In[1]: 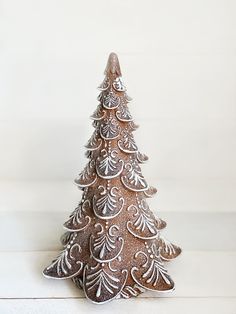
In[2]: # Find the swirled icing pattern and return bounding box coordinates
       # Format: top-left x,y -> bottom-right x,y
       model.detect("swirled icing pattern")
43,53 -> 181,304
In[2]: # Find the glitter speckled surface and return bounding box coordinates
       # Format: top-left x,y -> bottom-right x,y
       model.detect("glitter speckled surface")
43,53 -> 181,304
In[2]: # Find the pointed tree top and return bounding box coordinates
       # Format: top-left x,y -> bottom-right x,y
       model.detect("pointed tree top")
104,52 -> 122,77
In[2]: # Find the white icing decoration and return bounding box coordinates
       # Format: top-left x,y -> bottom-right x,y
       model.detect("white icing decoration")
100,117 -> 120,140
85,130 -> 102,151
83,263 -> 128,304
157,236 -> 181,261
118,130 -> 138,153
102,90 -> 121,109
93,185 -> 124,219
120,284 -> 145,299
96,149 -> 124,179
75,160 -> 97,188
90,105 -> 106,120
130,248 -> 174,292
162,238 -> 176,255
43,234 -> 83,279
136,151 -> 149,163
116,103 -> 133,122
121,162 -> 148,191
90,224 -> 124,262
113,77 -> 126,92
126,203 -> 159,240
64,200 -> 91,231
86,265 -> 119,297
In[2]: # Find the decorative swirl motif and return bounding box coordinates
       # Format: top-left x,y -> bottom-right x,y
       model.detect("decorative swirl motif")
102,90 -> 121,109
64,200 -> 91,231
98,77 -> 110,90
113,77 -> 126,92
136,151 -> 149,163
116,103 -> 133,122
75,160 -> 97,188
141,200 -> 166,230
126,202 -> 159,240
121,162 -> 148,191
100,117 -> 120,140
83,263 -> 128,304
131,244 -> 174,292
120,284 -> 145,299
85,130 -> 102,151
156,236 -> 182,261
43,53 -> 180,302
43,233 -> 83,279
90,105 -> 106,120
93,185 -> 124,219
90,224 -> 124,262
96,149 -> 124,179
118,130 -> 138,153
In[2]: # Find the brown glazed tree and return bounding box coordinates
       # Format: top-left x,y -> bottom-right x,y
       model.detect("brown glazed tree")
43,53 -> 181,304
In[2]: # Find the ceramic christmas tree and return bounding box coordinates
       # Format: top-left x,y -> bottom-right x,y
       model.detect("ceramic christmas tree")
43,53 -> 181,304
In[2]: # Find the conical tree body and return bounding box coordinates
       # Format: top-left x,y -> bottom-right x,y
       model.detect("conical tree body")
43,53 -> 181,304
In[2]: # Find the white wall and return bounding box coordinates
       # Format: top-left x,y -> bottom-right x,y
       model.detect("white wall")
1,4 -> 236,312
0,0 -> 236,184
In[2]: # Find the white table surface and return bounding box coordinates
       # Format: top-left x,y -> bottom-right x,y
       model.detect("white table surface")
0,180 -> 235,313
